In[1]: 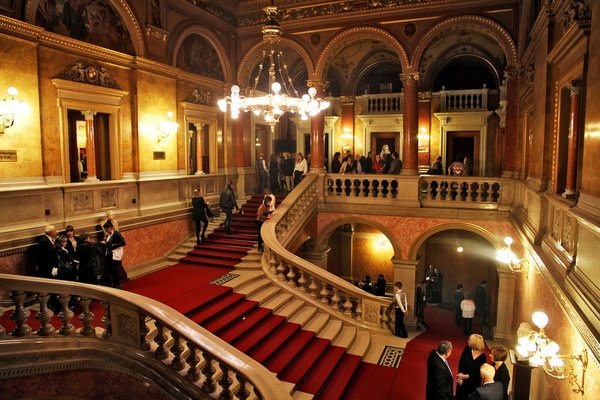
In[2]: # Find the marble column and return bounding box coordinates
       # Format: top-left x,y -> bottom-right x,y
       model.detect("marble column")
502,67 -> 519,177
308,80 -> 328,173
400,73 -> 420,175
563,80 -> 582,198
194,123 -> 205,174
418,95 -> 432,171
392,258 -> 418,327
301,247 -> 331,270
341,97 -> 355,153
82,110 -> 98,182
494,265 -> 516,340
340,226 -> 354,281
235,113 -> 246,168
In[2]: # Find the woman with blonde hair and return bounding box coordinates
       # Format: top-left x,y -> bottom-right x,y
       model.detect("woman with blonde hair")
456,334 -> 487,399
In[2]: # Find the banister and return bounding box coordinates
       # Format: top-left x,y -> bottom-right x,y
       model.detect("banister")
0,273 -> 293,400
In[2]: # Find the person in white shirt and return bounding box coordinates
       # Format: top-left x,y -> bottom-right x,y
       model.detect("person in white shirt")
394,281 -> 408,338
263,188 -> 276,212
294,153 -> 308,186
460,292 -> 476,335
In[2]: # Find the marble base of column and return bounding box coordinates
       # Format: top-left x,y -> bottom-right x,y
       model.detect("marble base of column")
400,168 -> 418,176
392,258 -> 418,328
84,176 -> 100,182
301,248 -> 331,269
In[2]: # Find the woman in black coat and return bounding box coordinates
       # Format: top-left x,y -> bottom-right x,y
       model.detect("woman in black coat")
192,189 -> 209,244
491,347 -> 511,400
331,152 -> 342,173
77,233 -> 104,285
101,221 -> 127,288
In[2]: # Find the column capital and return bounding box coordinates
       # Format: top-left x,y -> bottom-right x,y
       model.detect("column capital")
503,65 -> 519,80
307,79 -> 329,92
391,258 -> 418,271
81,110 -> 97,120
568,79 -> 582,96
399,72 -> 421,85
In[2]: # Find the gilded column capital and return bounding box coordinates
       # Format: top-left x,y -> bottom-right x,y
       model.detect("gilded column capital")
399,73 -> 420,85
340,95 -> 355,104
307,79 -> 329,92
568,80 -> 582,96
503,65 -> 519,80
81,110 -> 97,120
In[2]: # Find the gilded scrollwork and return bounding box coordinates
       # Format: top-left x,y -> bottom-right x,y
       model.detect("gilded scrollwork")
184,88 -> 213,106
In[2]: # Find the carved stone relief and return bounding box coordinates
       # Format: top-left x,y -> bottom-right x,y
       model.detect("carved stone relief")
552,208 -> 562,241
54,62 -> 121,89
184,88 -> 213,106
562,0 -> 591,33
100,190 -> 117,209
72,192 -> 92,212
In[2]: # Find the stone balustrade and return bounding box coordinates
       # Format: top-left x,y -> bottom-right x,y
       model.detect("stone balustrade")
360,93 -> 404,113
419,175 -> 511,210
0,274 -> 292,400
439,87 -> 489,111
262,175 -> 393,333
325,175 -> 399,199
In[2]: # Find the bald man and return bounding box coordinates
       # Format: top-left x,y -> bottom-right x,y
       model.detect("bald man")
468,363 -> 503,400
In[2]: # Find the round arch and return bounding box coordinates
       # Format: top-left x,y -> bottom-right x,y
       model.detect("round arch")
314,26 -> 410,79
411,15 -> 518,71
408,222 -> 501,261
316,217 -> 402,260
170,25 -> 233,83
237,38 -> 315,86
26,0 -> 146,57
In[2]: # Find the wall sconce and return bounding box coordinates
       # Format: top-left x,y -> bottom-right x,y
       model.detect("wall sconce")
255,137 -> 261,147
341,127 -> 353,152
457,246 -> 464,253
157,111 -> 178,143
0,87 -> 28,134
418,126 -> 429,142
496,236 -> 528,273
516,311 -> 588,395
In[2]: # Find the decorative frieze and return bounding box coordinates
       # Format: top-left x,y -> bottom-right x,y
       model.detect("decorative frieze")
184,88 -> 213,106
562,0 -> 591,33
54,62 -> 121,90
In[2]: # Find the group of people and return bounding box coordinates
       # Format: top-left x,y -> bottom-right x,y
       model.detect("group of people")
455,280 -> 489,336
34,212 -> 128,293
357,274 -> 387,296
330,145 -> 403,175
424,264 -> 444,305
427,336 -> 510,400
256,152 -> 308,194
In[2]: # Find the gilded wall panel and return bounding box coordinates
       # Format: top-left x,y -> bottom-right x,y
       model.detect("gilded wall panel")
0,34 -> 43,180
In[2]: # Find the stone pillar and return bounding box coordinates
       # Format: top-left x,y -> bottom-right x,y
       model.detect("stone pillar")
341,97 -> 355,153
235,113 -> 246,168
400,73 -> 420,175
418,94 -> 431,171
340,226 -> 354,281
194,123 -> 205,174
301,247 -> 331,270
494,266 -> 516,340
82,110 -> 98,182
308,80 -> 328,173
392,258 -> 418,327
502,67 -> 519,177
563,80 -> 582,198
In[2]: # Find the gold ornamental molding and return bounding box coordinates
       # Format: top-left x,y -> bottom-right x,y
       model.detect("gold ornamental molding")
550,81 -> 560,194
411,14 -> 518,70
314,26 -> 409,79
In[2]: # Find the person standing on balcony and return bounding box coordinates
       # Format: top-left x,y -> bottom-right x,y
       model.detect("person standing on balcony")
393,281 -> 409,338
256,153 -> 269,193
430,156 -> 444,175
387,152 -> 402,174
283,152 -> 295,192
363,151 -> 373,173
294,153 -> 308,186
331,152 -> 342,173
464,155 -> 473,176
219,180 -> 239,235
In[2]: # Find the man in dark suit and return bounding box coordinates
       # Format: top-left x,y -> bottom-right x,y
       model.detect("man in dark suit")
35,225 -> 58,278
475,280 -> 488,324
387,151 -> 403,174
416,280 -> 428,329
468,364 -> 503,400
426,341 -> 454,400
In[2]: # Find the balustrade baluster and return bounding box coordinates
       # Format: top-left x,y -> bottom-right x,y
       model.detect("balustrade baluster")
476,183 -> 484,202
218,362 -> 233,399
170,332 -> 185,371
186,342 -> 200,381
58,294 -> 75,335
269,252 -> 277,274
355,299 -> 363,322
202,351 -> 216,393
297,271 -> 307,292
235,374 -> 250,400
276,260 -> 286,281
78,296 -> 95,336
154,321 -> 169,360
101,300 -> 111,338
380,305 -> 389,329
10,290 -> 31,337
140,315 -> 150,351
319,283 -> 330,304
343,295 -> 353,316
36,292 -> 55,336
331,288 -> 340,310
308,276 -> 319,299
286,265 -> 296,287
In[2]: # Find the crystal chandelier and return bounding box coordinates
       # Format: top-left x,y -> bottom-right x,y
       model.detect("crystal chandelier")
218,3 -> 329,128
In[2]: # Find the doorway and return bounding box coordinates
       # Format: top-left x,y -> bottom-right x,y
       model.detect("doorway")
446,131 -> 479,175
371,132 -> 399,157
67,110 -> 111,181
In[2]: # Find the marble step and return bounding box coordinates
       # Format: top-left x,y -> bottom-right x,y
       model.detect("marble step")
247,286 -> 281,305
316,319 -> 343,341
236,278 -> 272,297
287,305 -> 318,326
347,330 -> 371,357
275,299 -> 307,320
303,312 -> 330,334
261,292 -> 294,312
221,270 -> 264,291
331,326 -> 357,349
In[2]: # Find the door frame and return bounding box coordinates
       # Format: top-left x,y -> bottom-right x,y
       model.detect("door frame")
446,131 -> 480,176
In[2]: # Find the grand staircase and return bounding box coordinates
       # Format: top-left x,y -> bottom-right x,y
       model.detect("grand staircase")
125,194 -> 383,399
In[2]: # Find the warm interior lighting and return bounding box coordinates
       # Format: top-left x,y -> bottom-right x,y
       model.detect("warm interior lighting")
496,236 -> 526,273
158,111 -> 178,143
218,4 -> 329,129
516,311 -> 588,395
457,246 -> 464,253
0,87 -> 29,134
373,235 -> 392,252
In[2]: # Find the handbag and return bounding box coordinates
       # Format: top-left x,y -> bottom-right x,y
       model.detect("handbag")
206,207 -> 215,218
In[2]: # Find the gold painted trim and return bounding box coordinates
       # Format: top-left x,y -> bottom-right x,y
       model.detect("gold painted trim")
291,27 -> 342,35
379,16 -> 439,25
551,81 -> 560,193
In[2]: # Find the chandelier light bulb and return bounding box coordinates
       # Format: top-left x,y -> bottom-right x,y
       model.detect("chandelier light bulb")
504,236 -> 514,246
7,87 -> 18,96
271,82 -> 281,94
532,311 -> 549,329
549,356 -> 564,368
529,355 -> 544,366
308,87 -> 317,97
231,85 -> 240,94
516,345 -> 529,358
457,246 -> 464,253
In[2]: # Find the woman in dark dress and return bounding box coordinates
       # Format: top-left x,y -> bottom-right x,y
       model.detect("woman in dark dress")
331,152 -> 342,173
192,189 -> 209,245
456,334 -> 487,400
490,346 -> 510,400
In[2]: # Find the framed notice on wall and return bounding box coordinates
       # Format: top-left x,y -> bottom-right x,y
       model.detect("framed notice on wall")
0,150 -> 17,162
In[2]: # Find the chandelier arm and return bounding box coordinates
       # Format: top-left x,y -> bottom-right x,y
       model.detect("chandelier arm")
277,51 -> 300,98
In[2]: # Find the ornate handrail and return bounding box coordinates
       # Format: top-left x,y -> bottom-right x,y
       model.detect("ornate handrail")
439,87 -> 489,111
0,273 -> 292,400
261,175 -> 392,333
419,175 -> 511,210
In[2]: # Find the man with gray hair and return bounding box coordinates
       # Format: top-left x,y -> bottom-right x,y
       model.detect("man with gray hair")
426,340 -> 454,399
35,225 -> 58,278
468,363 -> 503,400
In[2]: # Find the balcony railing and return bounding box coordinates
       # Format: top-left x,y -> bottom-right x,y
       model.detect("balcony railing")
439,87 -> 489,111
361,93 -> 403,113
0,274 -> 293,400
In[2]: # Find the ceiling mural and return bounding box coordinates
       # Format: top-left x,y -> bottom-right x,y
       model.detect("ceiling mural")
34,0 -> 135,55
176,34 -> 224,81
